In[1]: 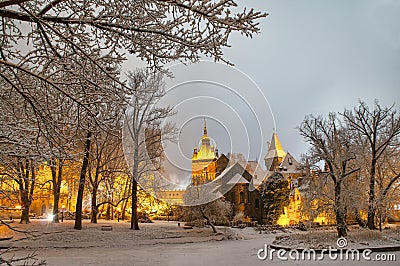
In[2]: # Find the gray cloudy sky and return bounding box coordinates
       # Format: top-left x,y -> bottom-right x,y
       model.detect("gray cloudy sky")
222,0 -> 400,157
124,0 -> 400,185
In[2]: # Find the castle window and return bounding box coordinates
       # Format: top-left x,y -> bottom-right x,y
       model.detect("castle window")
296,195 -> 300,201
239,191 -> 245,204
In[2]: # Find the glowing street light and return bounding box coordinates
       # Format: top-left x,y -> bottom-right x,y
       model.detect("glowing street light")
47,213 -> 54,221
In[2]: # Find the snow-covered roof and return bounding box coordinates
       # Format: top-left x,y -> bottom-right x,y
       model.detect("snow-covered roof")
279,152 -> 302,174
214,162 -> 252,186
226,173 -> 250,184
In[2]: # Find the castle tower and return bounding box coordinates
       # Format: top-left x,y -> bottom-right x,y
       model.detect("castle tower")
264,132 -> 286,171
192,119 -> 218,185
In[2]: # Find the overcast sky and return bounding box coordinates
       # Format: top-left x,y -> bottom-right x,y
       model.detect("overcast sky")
222,0 -> 400,157
124,0 -> 400,185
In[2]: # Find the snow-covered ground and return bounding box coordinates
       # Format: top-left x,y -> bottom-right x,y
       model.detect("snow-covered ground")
273,225 -> 400,249
1,220 -> 399,265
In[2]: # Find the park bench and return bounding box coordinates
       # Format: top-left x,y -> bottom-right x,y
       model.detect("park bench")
101,225 -> 113,231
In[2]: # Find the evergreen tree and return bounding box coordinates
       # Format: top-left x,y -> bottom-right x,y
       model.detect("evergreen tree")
259,172 -> 290,225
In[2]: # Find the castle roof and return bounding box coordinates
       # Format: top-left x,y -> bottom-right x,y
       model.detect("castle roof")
216,162 -> 252,183
226,173 -> 250,184
192,119 -> 216,161
279,152 -> 301,174
264,132 -> 286,160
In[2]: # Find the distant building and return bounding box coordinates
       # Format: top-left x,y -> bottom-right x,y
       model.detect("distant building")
0,164 -> 78,218
156,190 -> 185,205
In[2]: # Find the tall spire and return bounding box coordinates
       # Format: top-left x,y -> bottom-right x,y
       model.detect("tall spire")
264,132 -> 286,171
203,117 -> 207,136
269,133 -> 285,155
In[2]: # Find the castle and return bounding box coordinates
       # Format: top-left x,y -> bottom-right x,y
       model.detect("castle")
159,119 -> 335,226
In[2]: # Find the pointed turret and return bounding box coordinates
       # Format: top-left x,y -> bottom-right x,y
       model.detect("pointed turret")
192,146 -> 198,159
264,132 -> 286,171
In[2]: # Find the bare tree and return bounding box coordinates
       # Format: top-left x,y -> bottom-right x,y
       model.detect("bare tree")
123,68 -> 175,230
43,92 -> 79,223
374,144 -> 400,230
176,198 -> 232,233
65,54 -> 123,230
0,80 -> 46,223
74,131 -> 92,230
299,114 -> 360,237
86,107 -> 126,223
342,101 -> 400,229
0,0 -> 266,71
0,0 -> 266,128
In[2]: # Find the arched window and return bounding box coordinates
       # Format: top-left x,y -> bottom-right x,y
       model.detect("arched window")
239,191 -> 245,204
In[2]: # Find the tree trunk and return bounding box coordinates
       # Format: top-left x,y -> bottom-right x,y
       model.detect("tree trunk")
20,206 -> 29,224
367,157 -> 377,229
20,191 -> 30,224
106,204 -> 111,220
89,164 -> 101,223
334,181 -> 347,237
91,187 -> 98,223
130,177 -> 139,230
51,160 -> 63,223
53,192 -> 60,223
74,131 -> 92,230
201,208 -> 217,233
121,199 -> 127,220
19,160 -> 35,224
121,177 -> 130,220
209,221 -> 217,233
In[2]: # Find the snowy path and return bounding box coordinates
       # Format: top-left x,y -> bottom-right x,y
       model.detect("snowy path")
22,237 -> 399,266
2,220 -> 399,265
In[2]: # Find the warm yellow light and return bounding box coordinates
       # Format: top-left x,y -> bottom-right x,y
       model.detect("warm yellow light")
15,205 -> 21,209
47,214 -> 54,221
62,205 -> 65,209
